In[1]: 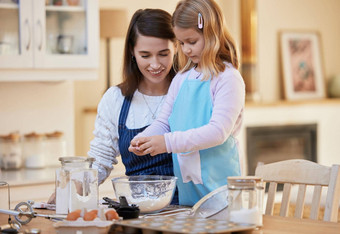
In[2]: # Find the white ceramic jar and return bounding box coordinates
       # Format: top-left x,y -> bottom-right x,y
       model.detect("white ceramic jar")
22,132 -> 46,169
0,132 -> 22,170
45,131 -> 67,167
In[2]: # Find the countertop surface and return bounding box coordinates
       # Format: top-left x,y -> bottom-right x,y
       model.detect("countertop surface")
1,211 -> 340,234
0,166 -> 125,187
0,167 -> 59,186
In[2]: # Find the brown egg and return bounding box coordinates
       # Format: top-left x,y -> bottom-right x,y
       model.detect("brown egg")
83,210 -> 98,221
66,209 -> 81,221
105,210 -> 119,221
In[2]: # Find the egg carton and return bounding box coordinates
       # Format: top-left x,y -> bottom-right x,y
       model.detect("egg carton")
54,218 -> 114,234
110,216 -> 256,234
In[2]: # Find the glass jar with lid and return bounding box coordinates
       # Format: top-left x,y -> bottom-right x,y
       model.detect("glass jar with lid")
45,131 -> 67,167
227,176 -> 264,226
22,132 -> 46,169
56,156 -> 98,214
0,132 -> 22,170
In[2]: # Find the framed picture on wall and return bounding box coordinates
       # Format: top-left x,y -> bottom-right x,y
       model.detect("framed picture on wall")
280,31 -> 326,100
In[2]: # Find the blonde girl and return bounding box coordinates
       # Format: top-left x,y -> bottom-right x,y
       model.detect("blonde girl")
129,0 -> 245,206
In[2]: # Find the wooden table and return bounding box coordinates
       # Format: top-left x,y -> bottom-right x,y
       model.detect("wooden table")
1,211 -> 340,234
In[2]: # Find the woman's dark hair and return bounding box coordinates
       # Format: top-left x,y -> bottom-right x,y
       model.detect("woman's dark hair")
118,9 -> 177,96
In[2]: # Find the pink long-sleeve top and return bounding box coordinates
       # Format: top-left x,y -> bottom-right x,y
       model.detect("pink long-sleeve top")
138,63 -> 245,154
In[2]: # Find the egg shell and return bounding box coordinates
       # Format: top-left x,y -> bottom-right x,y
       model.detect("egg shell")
105,209 -> 119,221
66,209 -> 81,221
83,210 -> 98,221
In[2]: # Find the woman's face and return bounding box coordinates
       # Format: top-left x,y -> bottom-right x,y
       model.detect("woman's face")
173,26 -> 205,67
133,35 -> 175,88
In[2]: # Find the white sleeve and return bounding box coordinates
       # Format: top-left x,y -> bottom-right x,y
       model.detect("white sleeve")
88,86 -> 123,184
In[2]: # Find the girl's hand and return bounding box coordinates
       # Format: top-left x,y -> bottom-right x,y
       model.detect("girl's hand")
128,138 -> 146,156
129,135 -> 167,156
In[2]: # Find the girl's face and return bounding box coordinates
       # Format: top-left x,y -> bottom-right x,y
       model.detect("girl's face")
133,35 -> 175,88
173,26 -> 205,67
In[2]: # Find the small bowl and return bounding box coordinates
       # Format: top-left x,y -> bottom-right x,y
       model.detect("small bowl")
111,175 -> 177,214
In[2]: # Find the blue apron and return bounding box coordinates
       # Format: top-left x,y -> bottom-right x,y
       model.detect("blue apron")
118,95 -> 178,204
168,71 -> 241,206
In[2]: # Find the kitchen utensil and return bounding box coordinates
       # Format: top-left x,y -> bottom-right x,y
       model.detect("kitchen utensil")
111,175 -> 177,214
111,216 -> 256,234
190,184 -> 229,219
143,184 -> 230,219
0,201 -> 66,225
115,196 -> 140,220
102,196 -> 140,219
0,181 -> 22,232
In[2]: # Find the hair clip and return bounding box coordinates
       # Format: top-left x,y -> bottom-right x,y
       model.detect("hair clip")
198,13 -> 203,29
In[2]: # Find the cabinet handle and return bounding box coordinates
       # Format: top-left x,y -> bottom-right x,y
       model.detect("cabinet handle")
24,19 -> 31,51
37,20 -> 43,51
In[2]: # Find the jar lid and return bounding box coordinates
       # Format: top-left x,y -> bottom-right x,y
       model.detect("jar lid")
46,131 -> 64,138
227,176 -> 263,189
0,132 -> 20,142
59,156 -> 95,164
24,132 -> 44,139
227,176 -> 262,183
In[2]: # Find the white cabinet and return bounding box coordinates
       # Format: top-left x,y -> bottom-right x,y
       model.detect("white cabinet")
0,0 -> 99,81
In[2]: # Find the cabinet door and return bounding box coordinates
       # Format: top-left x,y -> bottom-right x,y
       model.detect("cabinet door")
35,0 -> 99,69
0,0 -> 34,68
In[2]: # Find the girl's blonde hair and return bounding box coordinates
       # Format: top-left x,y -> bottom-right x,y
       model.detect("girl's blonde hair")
172,0 -> 239,80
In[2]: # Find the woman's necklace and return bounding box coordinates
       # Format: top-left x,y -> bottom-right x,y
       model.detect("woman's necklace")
142,94 -> 165,120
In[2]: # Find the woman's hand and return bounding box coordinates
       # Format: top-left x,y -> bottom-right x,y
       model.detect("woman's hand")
129,135 -> 167,156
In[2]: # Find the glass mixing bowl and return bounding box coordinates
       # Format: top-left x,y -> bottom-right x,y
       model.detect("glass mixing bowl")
111,175 -> 177,214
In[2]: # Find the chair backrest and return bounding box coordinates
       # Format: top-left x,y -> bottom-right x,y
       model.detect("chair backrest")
255,159 -> 340,222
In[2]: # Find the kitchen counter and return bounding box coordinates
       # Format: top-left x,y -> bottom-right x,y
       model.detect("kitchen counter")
1,211 -> 340,234
0,165 -> 125,209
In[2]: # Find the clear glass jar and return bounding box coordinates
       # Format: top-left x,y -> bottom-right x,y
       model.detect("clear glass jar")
55,156 -> 98,214
0,132 -> 22,170
22,132 -> 45,169
45,131 -> 67,167
227,176 -> 264,226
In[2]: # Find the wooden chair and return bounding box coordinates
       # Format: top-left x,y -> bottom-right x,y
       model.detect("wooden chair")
255,159 -> 340,222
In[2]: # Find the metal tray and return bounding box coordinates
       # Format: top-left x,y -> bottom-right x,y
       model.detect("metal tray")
109,216 -> 256,234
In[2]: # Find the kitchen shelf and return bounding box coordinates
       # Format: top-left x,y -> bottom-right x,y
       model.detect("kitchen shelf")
245,98 -> 340,108
46,5 -> 84,12
0,3 -> 18,9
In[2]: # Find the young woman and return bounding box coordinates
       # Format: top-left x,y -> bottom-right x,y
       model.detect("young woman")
129,0 -> 245,206
88,8 -> 178,204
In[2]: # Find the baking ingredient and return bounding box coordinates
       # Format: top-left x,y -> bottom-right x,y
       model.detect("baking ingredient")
229,207 -> 262,226
69,177 -> 98,211
66,209 -> 81,221
83,210 -> 98,221
55,168 -> 70,214
131,196 -> 170,213
55,157 -> 98,214
105,210 -> 119,221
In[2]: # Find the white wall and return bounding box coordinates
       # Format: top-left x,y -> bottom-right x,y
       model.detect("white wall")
0,81 -> 75,155
257,0 -> 340,102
